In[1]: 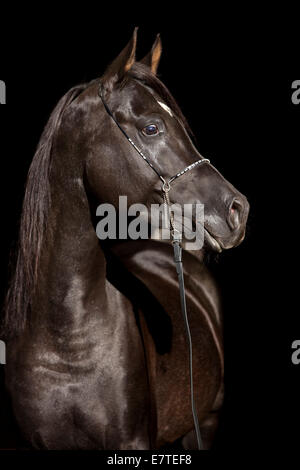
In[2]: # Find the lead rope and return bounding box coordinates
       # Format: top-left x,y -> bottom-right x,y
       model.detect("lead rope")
98,82 -> 207,450
162,181 -> 203,450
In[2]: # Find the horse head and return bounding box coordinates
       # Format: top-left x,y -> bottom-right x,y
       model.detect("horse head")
76,28 -> 249,253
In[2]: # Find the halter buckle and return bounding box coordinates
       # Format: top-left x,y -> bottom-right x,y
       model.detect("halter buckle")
162,180 -> 171,193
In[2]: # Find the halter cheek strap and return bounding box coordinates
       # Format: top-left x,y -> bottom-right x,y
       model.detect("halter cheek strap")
98,82 -> 209,450
98,83 -> 210,189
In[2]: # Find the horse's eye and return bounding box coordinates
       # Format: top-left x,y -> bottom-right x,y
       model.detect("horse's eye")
142,124 -> 159,136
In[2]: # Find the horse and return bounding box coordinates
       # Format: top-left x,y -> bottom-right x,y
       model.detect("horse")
1,29 -> 249,450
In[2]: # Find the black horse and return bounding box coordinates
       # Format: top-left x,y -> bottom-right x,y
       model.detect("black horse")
1,29 -> 249,449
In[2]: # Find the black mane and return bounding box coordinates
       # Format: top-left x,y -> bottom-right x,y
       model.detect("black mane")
1,83 -> 88,338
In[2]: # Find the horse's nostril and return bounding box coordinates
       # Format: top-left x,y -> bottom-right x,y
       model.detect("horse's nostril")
228,198 -> 243,230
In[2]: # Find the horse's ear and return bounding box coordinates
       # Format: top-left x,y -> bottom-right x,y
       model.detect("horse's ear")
140,34 -> 162,75
103,27 -> 138,86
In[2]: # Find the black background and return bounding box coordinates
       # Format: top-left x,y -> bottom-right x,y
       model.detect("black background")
0,13 -> 299,460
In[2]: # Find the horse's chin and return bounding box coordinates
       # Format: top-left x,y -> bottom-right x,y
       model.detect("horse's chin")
204,228 -> 223,253
203,226 -> 247,254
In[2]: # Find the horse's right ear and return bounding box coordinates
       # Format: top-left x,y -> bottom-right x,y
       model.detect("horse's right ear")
102,28 -> 138,88
140,34 -> 162,75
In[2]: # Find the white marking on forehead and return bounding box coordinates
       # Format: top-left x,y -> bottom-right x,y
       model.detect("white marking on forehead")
157,100 -> 173,117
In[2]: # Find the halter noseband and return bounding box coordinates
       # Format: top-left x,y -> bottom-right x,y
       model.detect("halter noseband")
98,82 -> 208,450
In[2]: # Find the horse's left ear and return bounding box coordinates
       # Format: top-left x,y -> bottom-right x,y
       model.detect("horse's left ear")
140,34 -> 162,75
103,27 -> 138,86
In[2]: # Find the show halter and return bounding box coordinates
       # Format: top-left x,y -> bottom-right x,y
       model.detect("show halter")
99,82 -> 210,450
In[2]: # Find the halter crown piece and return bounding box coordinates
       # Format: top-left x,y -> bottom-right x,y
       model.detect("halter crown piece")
98,82 -> 211,450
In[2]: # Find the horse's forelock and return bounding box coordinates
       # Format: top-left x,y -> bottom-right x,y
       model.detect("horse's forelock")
126,62 -> 193,137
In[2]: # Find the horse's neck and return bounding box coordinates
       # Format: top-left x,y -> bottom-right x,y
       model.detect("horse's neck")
33,178 -> 108,336
110,240 -> 221,325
